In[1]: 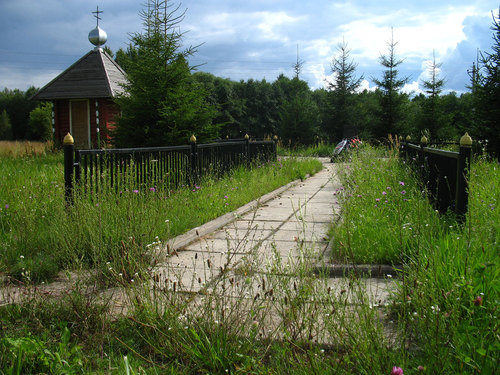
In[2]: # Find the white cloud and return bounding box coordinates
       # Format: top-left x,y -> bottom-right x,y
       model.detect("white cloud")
402,80 -> 423,95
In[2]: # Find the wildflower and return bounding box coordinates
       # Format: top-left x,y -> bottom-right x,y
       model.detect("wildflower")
4,204 -> 9,209
399,181 -> 405,186
401,190 -> 406,195
418,365 -> 425,371
224,195 -> 228,199
150,187 -> 156,192
357,194 -> 362,198
133,189 -> 139,194
473,296 -> 483,306
391,366 -> 404,375
382,191 -> 387,195
19,255 -> 24,259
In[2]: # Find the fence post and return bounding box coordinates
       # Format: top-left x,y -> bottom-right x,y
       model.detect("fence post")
189,134 -> 198,186
244,134 -> 250,167
63,132 -> 74,205
456,132 -> 472,221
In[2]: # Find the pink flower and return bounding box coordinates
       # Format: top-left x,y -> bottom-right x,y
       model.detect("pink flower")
150,187 -> 156,192
473,296 -> 483,306
399,181 -> 405,186
382,191 -> 387,196
133,190 -> 139,194
391,367 -> 403,375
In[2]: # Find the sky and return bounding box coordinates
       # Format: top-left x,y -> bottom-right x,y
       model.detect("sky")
0,0 -> 498,95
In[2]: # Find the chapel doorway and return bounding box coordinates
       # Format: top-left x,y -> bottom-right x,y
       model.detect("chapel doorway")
70,100 -> 90,148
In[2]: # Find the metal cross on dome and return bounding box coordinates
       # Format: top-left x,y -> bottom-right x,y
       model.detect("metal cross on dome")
92,6 -> 103,27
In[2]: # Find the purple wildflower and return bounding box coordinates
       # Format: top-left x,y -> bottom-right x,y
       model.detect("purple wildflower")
4,204 -> 8,209
382,191 -> 387,196
401,190 -> 406,195
376,198 -> 380,202
399,181 -> 405,186
150,187 -> 156,192
391,367 -> 404,375
133,190 -> 139,194
224,195 -> 228,199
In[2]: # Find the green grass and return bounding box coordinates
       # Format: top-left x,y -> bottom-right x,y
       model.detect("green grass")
278,141 -> 334,157
0,154 -> 322,283
329,145 -> 499,373
1,146 -> 497,374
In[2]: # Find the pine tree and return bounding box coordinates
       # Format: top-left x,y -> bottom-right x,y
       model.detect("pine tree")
113,0 -> 218,147
372,28 -> 409,138
327,39 -> 363,140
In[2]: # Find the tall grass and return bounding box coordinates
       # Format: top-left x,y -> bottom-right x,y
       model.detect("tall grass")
0,140 -> 54,157
0,154 -> 322,283
330,144 -> 499,373
278,141 -> 334,157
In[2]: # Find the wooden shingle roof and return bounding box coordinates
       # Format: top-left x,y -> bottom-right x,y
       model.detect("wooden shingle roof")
32,49 -> 128,100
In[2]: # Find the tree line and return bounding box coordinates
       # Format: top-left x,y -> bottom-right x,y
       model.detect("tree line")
1,2 -> 498,156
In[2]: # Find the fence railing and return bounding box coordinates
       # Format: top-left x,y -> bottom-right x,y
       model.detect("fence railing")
400,133 -> 472,221
63,133 -> 276,204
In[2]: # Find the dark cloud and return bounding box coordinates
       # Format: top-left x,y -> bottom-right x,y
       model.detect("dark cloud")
441,13 -> 496,92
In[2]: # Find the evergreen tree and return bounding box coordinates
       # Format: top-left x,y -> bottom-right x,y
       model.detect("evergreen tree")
327,39 -> 363,140
473,8 -> 500,156
372,28 -> 409,138
419,51 -> 446,139
113,0 -> 218,147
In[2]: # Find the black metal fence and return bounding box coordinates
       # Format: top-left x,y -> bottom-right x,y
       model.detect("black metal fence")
63,134 -> 276,204
400,134 -> 472,220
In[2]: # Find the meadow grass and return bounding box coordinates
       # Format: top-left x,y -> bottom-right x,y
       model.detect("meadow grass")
278,141 -> 334,157
0,153 -> 322,283
1,145 -> 497,374
330,144 -> 499,373
0,140 -> 54,157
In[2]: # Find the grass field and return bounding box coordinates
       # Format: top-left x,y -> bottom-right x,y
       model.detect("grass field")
0,143 -> 498,374
329,144 -> 499,373
0,151 -> 322,283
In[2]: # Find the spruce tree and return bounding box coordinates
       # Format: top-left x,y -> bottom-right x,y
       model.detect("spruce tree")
113,0 -> 218,147
372,28 -> 409,138
474,8 -> 500,156
327,39 -> 363,140
420,51 -> 446,139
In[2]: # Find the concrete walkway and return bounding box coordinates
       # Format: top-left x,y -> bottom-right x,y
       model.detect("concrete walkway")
151,158 -> 341,293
